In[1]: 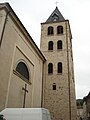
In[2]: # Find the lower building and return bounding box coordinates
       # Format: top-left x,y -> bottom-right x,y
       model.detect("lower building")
76,99 -> 83,120
83,92 -> 90,120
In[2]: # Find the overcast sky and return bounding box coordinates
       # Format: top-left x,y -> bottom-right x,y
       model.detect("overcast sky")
0,0 -> 90,99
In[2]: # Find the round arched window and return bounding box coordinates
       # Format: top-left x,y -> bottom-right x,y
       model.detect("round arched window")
47,26 -> 54,35
16,62 -> 29,80
48,41 -> 53,50
57,26 -> 63,34
57,40 -> 62,49
48,63 -> 53,74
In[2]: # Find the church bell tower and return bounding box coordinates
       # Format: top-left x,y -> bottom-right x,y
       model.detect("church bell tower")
40,7 -> 77,120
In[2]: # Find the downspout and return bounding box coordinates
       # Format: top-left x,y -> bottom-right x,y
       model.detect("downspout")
65,21 -> 71,120
41,61 -> 45,107
0,11 -> 10,46
41,61 -> 44,107
41,60 -> 47,108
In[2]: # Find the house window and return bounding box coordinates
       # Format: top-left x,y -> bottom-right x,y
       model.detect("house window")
57,26 -> 63,34
53,83 -> 56,90
16,62 -> 29,80
57,40 -> 62,49
58,62 -> 62,73
48,63 -> 53,74
48,26 -> 54,35
48,41 -> 53,50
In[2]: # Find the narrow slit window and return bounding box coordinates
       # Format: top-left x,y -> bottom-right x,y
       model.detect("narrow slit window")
53,84 -> 56,90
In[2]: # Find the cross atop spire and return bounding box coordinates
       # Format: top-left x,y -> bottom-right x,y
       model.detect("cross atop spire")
55,1 -> 59,7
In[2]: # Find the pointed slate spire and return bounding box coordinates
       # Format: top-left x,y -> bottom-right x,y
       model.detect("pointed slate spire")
46,7 -> 65,23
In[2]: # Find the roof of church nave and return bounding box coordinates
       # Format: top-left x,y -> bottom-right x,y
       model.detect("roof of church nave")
0,2 -> 46,61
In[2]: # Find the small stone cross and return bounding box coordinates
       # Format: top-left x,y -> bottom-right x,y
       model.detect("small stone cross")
22,84 -> 28,108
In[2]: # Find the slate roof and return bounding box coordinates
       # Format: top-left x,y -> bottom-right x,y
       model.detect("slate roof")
46,7 -> 65,23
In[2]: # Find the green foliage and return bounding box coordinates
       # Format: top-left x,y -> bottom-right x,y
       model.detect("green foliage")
0,115 -> 4,120
76,99 -> 83,108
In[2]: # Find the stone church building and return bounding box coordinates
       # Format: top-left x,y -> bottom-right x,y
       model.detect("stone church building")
0,3 -> 77,120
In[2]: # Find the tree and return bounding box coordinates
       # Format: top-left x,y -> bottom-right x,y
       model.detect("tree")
0,115 -> 4,120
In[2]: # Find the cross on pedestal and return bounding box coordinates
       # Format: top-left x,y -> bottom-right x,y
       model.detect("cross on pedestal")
22,84 -> 28,108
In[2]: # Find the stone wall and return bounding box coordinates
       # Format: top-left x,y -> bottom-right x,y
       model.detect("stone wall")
41,21 -> 77,120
